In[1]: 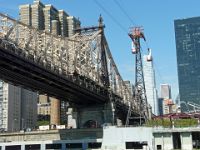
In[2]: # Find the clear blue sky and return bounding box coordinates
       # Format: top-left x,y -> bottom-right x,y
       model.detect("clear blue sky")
1,0 -> 200,99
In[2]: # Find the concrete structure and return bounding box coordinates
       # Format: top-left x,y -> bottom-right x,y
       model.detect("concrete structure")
153,127 -> 200,150
143,55 -> 158,115
0,81 -> 37,132
67,104 -> 115,129
19,0 -> 80,37
0,126 -> 199,150
102,126 -> 153,150
0,128 -> 103,150
175,17 -> 200,106
50,97 -> 60,125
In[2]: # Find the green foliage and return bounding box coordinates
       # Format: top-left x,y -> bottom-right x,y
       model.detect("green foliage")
37,120 -> 50,127
174,118 -> 198,127
145,118 -> 198,128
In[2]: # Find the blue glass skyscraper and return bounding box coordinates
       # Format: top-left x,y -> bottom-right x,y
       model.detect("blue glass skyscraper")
174,17 -> 200,105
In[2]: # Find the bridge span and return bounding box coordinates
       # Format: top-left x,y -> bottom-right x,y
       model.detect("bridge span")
0,13 -> 141,126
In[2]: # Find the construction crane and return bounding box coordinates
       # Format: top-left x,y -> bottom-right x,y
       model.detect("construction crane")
126,27 -> 151,126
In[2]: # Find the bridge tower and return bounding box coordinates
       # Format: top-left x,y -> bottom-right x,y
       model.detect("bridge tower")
99,15 -> 110,88
127,27 -> 149,124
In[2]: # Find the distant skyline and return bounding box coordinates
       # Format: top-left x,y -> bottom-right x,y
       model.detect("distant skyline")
1,0 -> 200,100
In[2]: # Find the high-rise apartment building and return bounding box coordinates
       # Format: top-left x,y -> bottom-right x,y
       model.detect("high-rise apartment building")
160,84 -> 171,99
31,0 -> 44,30
0,81 -> 37,131
43,4 -> 58,33
19,0 -> 80,37
67,16 -> 81,37
160,84 -> 173,115
38,95 -> 50,121
1,82 -> 21,131
175,17 -> 200,105
143,55 -> 158,115
19,4 -> 32,26
21,89 -> 37,129
59,10 -> 68,37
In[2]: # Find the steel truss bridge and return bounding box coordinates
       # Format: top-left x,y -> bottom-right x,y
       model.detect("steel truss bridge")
0,13 -> 143,123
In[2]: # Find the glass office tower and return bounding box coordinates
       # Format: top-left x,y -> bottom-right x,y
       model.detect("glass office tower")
174,17 -> 200,105
143,55 -> 158,115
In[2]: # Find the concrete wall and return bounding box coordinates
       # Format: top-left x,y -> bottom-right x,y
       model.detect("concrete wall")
78,107 -> 104,128
101,126 -> 153,150
163,133 -> 173,150
154,131 -> 193,150
154,133 -> 173,150
181,132 -> 192,150
0,128 -> 103,142
68,103 -> 114,128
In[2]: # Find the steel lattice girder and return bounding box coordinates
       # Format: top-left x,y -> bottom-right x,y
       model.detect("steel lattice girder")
0,13 -> 137,113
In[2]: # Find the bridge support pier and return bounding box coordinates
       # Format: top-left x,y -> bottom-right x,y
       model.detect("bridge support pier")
67,102 -> 119,128
50,97 -> 60,125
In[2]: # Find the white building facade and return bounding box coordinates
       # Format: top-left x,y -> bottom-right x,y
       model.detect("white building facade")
160,84 -> 171,99
0,81 -> 37,131
143,55 -> 158,115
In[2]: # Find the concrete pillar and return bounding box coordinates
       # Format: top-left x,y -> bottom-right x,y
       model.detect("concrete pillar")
67,108 -> 77,128
1,146 -> 5,150
50,97 -> 60,125
181,132 -> 193,150
40,144 -> 45,150
21,144 -> 25,150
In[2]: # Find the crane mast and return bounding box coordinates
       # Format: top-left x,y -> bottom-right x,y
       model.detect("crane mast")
128,27 -> 149,123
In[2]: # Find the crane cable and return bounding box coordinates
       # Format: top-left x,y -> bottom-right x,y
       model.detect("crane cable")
113,0 -> 136,26
93,0 -> 128,34
113,0 -> 150,51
